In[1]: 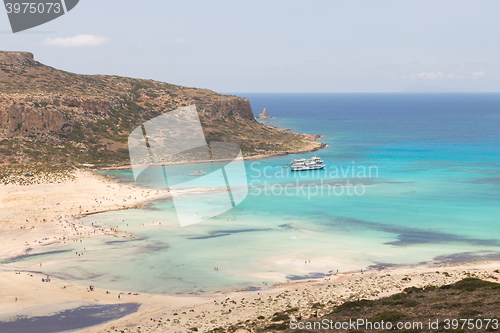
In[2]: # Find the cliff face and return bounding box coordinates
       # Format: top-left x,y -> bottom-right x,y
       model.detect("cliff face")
0,94 -> 119,144
0,98 -> 71,144
0,51 -> 34,65
197,96 -> 254,120
0,51 -> 322,167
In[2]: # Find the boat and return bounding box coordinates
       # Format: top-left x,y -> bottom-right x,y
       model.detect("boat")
290,156 -> 325,171
190,170 -> 206,176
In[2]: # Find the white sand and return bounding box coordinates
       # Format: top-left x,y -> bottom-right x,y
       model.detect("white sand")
0,170 -> 169,228
0,170 -> 169,259
2,261 -> 499,333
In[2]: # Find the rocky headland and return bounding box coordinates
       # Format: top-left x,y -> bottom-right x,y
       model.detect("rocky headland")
0,51 -> 324,176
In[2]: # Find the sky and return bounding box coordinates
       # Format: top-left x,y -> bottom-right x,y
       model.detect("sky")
1,0 -> 500,93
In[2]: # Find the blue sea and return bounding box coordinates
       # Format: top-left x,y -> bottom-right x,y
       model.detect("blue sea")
3,93 -> 500,294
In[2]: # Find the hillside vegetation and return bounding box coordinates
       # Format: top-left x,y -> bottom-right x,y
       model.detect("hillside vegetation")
215,277 -> 500,333
0,51 -> 324,175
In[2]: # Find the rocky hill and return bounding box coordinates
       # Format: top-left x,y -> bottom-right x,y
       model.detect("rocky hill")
214,277 -> 500,333
0,51 -> 324,170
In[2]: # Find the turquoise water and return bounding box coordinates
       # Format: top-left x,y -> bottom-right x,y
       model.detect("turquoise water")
3,93 -> 500,294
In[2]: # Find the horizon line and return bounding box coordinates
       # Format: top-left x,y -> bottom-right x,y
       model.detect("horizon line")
222,91 -> 500,94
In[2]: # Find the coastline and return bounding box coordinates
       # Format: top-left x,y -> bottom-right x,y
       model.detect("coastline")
99,124 -> 326,171
0,151 -> 497,332
0,170 -> 170,259
1,170 -> 500,332
2,259 -> 500,333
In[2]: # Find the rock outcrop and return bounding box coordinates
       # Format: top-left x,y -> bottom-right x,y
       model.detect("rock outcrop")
257,108 -> 272,119
196,96 -> 254,121
0,51 -> 34,66
0,94 -> 120,144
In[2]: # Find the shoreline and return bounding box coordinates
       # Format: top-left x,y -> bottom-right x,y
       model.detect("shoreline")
2,259 -> 500,333
1,161 -> 499,332
0,170 -> 170,259
98,124 -> 326,171
98,144 -> 327,172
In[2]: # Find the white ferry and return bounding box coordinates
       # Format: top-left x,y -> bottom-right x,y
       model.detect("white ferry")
190,170 -> 206,176
290,156 -> 325,171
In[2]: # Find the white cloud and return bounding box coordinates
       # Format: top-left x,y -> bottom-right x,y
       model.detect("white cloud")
174,38 -> 187,44
401,72 -> 444,80
472,71 -> 485,79
44,35 -> 109,47
447,74 -> 466,79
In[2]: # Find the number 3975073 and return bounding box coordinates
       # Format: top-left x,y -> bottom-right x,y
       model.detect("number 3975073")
5,2 -> 61,14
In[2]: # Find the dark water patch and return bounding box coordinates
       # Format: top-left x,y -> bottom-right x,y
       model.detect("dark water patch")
241,286 -> 261,292
323,216 -> 500,247
369,251 -> 500,270
104,238 -> 170,254
286,272 -> 331,281
465,176 -> 500,186
0,303 -> 138,333
384,229 -> 500,247
140,198 -> 171,210
278,223 -> 294,230
187,228 -> 270,240
104,237 -> 146,245
368,262 -> 402,270
49,270 -> 105,282
141,241 -> 170,252
432,251 -> 500,263
0,249 -> 74,265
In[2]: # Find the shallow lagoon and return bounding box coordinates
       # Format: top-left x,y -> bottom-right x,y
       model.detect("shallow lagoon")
3,93 -> 500,294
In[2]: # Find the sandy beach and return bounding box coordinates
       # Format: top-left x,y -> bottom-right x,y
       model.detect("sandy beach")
0,170 -> 170,260
1,170 -> 500,333
1,260 -> 500,333
82,260 -> 500,333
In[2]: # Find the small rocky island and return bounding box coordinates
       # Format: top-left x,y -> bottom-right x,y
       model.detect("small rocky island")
257,108 -> 272,119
